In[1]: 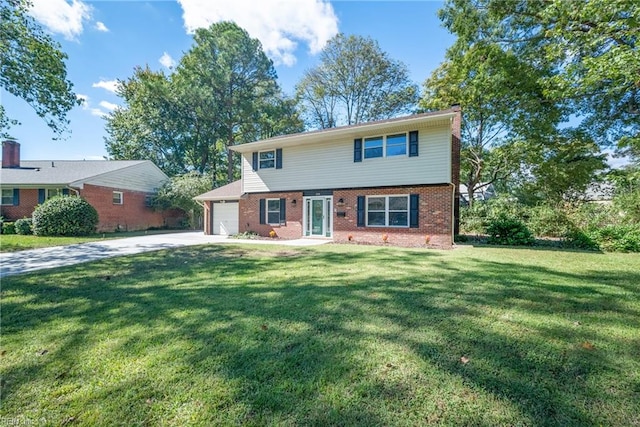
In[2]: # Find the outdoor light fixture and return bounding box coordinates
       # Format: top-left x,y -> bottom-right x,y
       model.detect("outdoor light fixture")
292,199 -> 297,206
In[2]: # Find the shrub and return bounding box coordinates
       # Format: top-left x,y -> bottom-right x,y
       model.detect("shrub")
486,214 -> 535,246
562,228 -> 600,251
2,221 -> 16,235
32,196 -> 99,236
14,218 -> 33,235
591,224 -> 640,253
527,204 -> 574,237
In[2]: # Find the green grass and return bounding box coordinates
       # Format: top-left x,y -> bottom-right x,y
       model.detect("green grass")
1,244 -> 638,426
0,230 -> 187,253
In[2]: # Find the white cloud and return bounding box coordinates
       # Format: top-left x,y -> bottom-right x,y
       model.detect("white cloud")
76,93 -> 89,106
95,21 -> 109,32
92,80 -> 119,94
159,52 -> 177,69
29,0 -> 92,40
90,108 -> 107,118
99,101 -> 118,111
176,0 -> 339,66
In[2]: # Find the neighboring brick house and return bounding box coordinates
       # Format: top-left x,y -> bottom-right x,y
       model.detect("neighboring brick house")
196,107 -> 461,247
0,141 -> 183,232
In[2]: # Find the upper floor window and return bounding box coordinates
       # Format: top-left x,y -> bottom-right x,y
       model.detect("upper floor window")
113,191 -> 123,205
1,189 -> 14,205
363,133 -> 407,159
259,150 -> 275,169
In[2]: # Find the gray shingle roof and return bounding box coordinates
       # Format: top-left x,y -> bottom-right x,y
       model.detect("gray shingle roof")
194,180 -> 242,201
0,160 -> 149,186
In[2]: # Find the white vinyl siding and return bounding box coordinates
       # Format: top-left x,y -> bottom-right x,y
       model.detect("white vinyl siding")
242,122 -> 452,193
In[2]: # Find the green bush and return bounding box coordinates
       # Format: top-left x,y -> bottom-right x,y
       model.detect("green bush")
486,214 -> 535,246
14,218 -> 33,235
591,224 -> 640,253
527,204 -> 574,237
32,196 -> 99,236
2,221 -> 16,235
562,228 -> 600,251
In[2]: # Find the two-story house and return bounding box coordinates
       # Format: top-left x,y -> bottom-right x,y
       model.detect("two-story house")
195,106 -> 461,247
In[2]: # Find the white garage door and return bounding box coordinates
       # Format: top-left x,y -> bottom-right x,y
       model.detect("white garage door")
213,202 -> 239,235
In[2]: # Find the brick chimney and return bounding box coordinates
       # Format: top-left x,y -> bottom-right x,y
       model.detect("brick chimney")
2,140 -> 20,168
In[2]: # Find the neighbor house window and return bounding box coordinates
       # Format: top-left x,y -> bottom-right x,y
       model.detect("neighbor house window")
363,133 -> 407,159
267,198 -> 280,224
259,150 -> 275,169
1,189 -> 14,205
46,188 -> 64,200
113,191 -> 123,205
366,195 -> 409,227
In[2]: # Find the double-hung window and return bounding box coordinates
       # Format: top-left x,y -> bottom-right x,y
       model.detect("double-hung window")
259,150 -> 275,169
363,133 -> 407,159
113,191 -> 123,205
366,195 -> 409,227
46,188 -> 64,200
266,198 -> 281,224
1,189 -> 14,205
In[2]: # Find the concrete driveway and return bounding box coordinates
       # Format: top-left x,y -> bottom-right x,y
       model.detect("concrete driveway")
0,232 -> 329,277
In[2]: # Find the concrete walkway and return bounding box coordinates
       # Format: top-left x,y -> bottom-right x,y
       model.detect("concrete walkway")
0,232 -> 330,277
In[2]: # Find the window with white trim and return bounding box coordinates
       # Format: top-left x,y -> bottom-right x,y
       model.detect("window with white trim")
366,195 -> 409,227
363,133 -> 407,159
266,198 -> 280,224
259,150 -> 275,169
113,191 -> 123,205
1,189 -> 13,205
46,188 -> 64,200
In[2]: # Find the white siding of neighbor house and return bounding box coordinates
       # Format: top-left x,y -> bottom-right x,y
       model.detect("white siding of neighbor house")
80,161 -> 168,193
242,121 -> 452,193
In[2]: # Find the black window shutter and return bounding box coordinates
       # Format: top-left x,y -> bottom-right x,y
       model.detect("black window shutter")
62,188 -> 69,196
409,131 -> 419,157
354,138 -> 362,163
259,199 -> 266,224
276,149 -> 283,169
13,189 -> 19,206
410,194 -> 419,228
38,189 -> 45,204
357,196 -> 365,227
252,152 -> 258,171
279,198 -> 286,224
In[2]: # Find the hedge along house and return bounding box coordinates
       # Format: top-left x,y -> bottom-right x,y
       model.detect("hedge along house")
0,140 -> 183,232
196,107 -> 461,247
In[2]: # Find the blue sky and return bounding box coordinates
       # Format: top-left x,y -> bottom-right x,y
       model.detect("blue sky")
1,0 -> 455,161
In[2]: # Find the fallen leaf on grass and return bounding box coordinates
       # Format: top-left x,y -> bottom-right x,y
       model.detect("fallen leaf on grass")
460,356 -> 470,364
261,324 -> 268,330
0,350 -> 6,356
581,341 -> 595,350
37,349 -> 48,356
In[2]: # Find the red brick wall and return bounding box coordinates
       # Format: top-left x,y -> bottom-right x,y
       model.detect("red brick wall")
81,184 -> 179,232
332,185 -> 454,247
239,191 -> 304,239
0,189 -> 39,219
239,185 -> 454,247
1,185 -> 183,232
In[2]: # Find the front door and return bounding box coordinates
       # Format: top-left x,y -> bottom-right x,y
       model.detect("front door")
304,196 -> 332,237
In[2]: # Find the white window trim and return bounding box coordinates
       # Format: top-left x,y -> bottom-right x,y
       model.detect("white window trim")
113,191 -> 124,205
266,198 -> 280,225
259,150 -> 276,169
1,189 -> 14,206
363,132 -> 408,160
365,195 -> 410,228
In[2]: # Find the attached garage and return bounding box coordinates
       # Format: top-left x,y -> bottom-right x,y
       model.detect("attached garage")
194,180 -> 242,235
212,202 -> 239,235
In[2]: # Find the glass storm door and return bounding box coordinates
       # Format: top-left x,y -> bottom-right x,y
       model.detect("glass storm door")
305,197 -> 332,237
311,199 -> 324,236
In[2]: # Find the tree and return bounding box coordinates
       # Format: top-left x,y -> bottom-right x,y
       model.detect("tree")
420,42 -> 562,206
511,130 -> 609,204
0,0 -> 79,139
151,172 -> 212,228
105,22 -> 303,184
439,0 -> 639,151
296,34 -> 419,129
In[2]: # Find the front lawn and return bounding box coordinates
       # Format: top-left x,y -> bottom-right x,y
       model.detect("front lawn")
0,229 -> 187,253
1,245 -> 638,426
